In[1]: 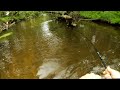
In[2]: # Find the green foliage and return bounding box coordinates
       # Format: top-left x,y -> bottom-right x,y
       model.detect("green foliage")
80,11 -> 120,24
0,11 -> 42,23
0,16 -> 12,22
0,11 -> 43,34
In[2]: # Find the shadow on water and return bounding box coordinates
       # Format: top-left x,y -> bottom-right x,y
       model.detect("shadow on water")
0,13 -> 120,79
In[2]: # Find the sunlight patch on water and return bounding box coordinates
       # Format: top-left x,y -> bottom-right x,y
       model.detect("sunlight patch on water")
41,20 -> 53,37
40,20 -> 63,56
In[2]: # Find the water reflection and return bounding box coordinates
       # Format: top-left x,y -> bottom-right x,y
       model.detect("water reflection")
37,59 -> 81,79
37,58 -> 61,79
41,20 -> 53,37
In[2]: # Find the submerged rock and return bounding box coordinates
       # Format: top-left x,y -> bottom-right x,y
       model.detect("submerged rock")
71,23 -> 77,27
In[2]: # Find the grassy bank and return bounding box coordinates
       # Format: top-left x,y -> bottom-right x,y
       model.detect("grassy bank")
80,11 -> 120,24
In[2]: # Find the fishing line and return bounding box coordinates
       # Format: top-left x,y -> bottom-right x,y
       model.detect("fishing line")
79,31 -> 107,69
83,35 -> 95,61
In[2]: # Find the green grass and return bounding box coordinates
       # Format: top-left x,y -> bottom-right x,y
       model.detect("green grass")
80,11 -> 120,24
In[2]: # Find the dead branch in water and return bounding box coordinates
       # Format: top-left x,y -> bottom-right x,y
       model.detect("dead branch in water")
79,19 -> 99,21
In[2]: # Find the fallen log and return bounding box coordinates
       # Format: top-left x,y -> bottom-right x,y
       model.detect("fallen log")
57,15 -> 77,27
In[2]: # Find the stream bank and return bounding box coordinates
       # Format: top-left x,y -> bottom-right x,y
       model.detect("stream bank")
0,11 -> 42,33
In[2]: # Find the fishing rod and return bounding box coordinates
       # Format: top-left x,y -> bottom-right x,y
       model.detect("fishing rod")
79,32 -> 107,69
